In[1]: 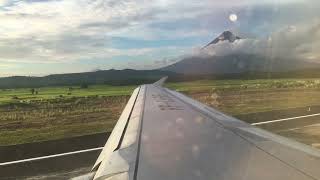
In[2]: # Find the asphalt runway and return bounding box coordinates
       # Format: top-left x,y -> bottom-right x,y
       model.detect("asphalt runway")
254,114 -> 320,148
1,106 -> 320,179
235,105 -> 320,148
254,113 -> 320,132
0,150 -> 99,180
0,133 -> 109,180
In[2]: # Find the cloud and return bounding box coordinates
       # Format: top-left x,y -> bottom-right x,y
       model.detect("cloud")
0,0 -> 318,75
0,0 -> 204,66
0,0 -> 154,38
196,21 -> 320,63
0,0 -> 160,62
0,0 -> 9,6
0,62 -> 15,68
0,37 -> 159,63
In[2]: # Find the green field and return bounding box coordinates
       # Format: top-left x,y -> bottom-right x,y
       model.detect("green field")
0,85 -> 136,105
166,79 -> 320,115
0,85 -> 136,145
2,79 -> 320,146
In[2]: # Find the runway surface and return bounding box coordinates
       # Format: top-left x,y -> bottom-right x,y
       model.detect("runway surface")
0,133 -> 109,179
1,106 -> 320,179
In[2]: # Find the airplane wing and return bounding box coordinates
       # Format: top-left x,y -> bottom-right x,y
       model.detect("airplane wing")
73,77 -> 320,180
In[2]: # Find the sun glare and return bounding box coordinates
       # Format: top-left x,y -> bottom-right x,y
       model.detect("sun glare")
229,14 -> 238,22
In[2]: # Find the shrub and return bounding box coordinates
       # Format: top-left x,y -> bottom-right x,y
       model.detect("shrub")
80,84 -> 89,89
11,96 -> 19,100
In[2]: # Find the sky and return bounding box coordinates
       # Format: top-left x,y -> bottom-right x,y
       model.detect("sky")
0,0 -> 319,76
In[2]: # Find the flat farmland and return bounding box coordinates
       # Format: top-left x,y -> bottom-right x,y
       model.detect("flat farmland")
0,85 -> 136,145
2,79 -> 320,146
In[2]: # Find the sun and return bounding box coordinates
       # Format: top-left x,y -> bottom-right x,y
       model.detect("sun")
229,14 -> 238,22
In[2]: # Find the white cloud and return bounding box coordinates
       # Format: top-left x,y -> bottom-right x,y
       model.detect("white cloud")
0,0 -> 9,6
0,0 -> 159,63
196,21 -> 320,63
0,0 -> 152,38
0,0 -> 317,72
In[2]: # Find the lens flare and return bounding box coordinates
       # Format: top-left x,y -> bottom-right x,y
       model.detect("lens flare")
229,14 -> 238,22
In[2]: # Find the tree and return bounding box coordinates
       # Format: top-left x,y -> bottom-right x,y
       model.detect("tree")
31,88 -> 35,95
80,83 -> 89,89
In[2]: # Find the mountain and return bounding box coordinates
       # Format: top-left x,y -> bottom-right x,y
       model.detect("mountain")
161,31 -> 320,75
2,31 -> 320,89
162,54 -> 320,75
203,31 -> 241,48
0,69 -> 177,89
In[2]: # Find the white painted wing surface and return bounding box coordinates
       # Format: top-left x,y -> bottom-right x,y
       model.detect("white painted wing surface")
75,79 -> 320,180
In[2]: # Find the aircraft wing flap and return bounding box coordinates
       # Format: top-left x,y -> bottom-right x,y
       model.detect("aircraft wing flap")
93,86 -> 146,180
92,87 -> 141,171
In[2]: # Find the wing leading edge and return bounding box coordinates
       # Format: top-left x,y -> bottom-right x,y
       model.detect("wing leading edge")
73,78 -> 320,180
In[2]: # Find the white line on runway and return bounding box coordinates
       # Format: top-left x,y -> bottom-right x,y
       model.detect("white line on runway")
276,123 -> 320,133
3,113 -> 320,166
0,147 -> 104,166
251,113 -> 320,125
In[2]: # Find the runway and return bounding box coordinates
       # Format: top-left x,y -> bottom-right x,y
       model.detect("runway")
0,147 -> 103,166
0,133 -> 109,180
1,107 -> 320,179
252,112 -> 320,149
252,112 -> 320,125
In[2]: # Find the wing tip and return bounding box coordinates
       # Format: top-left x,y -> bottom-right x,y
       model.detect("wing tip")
153,76 -> 168,86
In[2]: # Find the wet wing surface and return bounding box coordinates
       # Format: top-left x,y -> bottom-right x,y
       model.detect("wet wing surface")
4,82 -> 320,180
135,85 -> 320,180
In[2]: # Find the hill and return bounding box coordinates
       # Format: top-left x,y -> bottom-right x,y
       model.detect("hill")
161,54 -> 320,75
161,31 -> 320,75
0,69 -> 177,89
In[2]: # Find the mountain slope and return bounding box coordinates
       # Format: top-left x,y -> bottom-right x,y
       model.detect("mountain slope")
0,69 -> 177,89
161,31 -> 320,75
162,54 -> 320,74
204,31 -> 241,48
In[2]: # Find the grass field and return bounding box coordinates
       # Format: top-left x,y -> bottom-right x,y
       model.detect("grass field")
166,79 -> 320,115
0,85 -> 136,145
2,79 -> 320,146
0,85 -> 136,105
